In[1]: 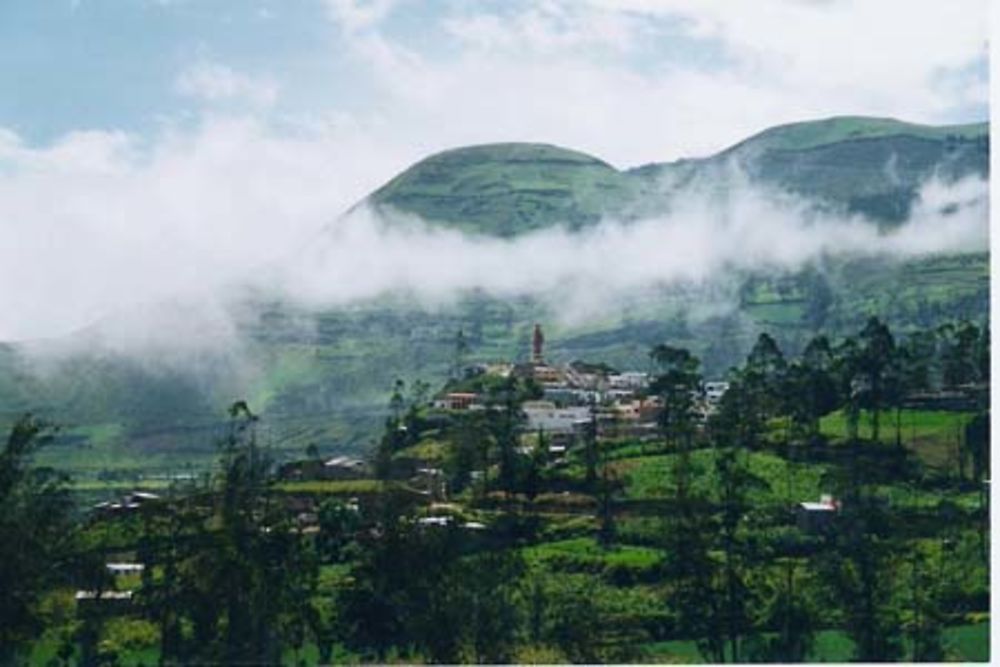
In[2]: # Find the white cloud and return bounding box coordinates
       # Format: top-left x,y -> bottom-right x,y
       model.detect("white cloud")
323,0 -> 399,33
281,174 -> 988,323
176,61 -> 279,108
315,0 -> 987,164
442,1 -> 642,56
0,1 -> 989,347
0,116 -> 408,341
590,0 -> 988,114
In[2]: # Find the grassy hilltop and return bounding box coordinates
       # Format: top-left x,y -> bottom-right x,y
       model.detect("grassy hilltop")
370,143 -> 644,237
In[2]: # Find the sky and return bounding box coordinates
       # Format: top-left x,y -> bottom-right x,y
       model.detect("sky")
0,0 -> 991,342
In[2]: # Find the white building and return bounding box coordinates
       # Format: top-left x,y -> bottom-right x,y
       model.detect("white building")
704,381 -> 730,403
522,401 -> 592,435
796,494 -> 839,533
608,372 -> 649,391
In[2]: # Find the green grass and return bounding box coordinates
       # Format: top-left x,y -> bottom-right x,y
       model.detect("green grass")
737,116 -> 987,152
608,424 -> 981,512
29,621 -> 987,665
821,409 -> 973,442
69,479 -> 173,492
28,633 -> 159,666
743,301 -> 805,326
394,438 -> 447,463
523,537 -> 663,571
371,143 -> 642,237
944,622 -> 990,662
27,637 -> 351,667
641,638 -> 702,663
812,623 -> 992,662
615,449 -> 827,506
317,563 -> 354,592
793,629 -> 855,662
275,479 -> 383,495
820,408 -> 975,468
830,254 -> 988,328
642,623 -> 989,663
247,344 -> 329,409
874,483 -> 981,511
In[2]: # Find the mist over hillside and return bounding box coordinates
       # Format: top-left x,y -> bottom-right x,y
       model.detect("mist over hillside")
0,116 -> 989,474
283,170 -> 986,320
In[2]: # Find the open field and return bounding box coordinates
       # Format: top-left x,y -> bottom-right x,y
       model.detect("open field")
641,623 -> 989,663
820,408 -> 975,469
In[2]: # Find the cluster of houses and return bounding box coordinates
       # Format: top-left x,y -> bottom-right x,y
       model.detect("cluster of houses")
261,323 -> 847,534
433,324 -> 730,456
71,321 -> 845,609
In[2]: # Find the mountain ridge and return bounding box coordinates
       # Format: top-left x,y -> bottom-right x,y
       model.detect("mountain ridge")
369,116 -> 989,235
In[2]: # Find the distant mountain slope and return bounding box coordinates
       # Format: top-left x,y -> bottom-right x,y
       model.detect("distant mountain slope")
720,116 -> 986,153
633,116 -> 989,225
370,143 -> 643,237
371,117 -> 988,235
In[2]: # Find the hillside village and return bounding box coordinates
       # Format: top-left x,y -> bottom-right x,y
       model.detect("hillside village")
276,323 -> 729,497
12,315 -> 990,663
433,324 -> 727,449
254,323 -> 745,543
264,317 -> 988,544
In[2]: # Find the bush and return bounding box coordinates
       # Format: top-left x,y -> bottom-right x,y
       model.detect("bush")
99,617 -> 159,655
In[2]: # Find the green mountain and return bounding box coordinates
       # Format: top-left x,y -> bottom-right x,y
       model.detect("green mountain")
633,116 -> 989,225
369,143 -> 644,237
0,116 -> 989,482
371,116 -> 988,236
720,116 -> 986,152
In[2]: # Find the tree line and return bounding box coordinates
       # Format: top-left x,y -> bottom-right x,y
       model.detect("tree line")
0,317 -> 989,664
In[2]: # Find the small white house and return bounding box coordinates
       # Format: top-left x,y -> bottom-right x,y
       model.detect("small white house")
704,381 -> 730,403
323,456 -> 368,480
608,372 -> 649,390
76,590 -> 133,601
796,494 -> 839,533
417,516 -> 452,527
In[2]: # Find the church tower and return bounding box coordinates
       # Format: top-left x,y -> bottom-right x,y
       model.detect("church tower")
532,323 -> 544,364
